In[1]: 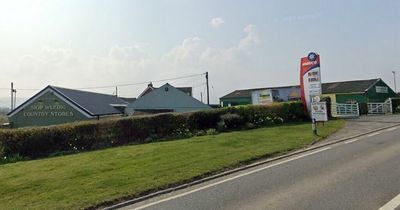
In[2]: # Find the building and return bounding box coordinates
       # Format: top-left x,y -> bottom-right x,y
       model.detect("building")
7,86 -> 128,128
138,82 -> 193,98
220,78 -> 396,107
220,85 -> 300,107
125,83 -> 211,114
321,78 -> 396,104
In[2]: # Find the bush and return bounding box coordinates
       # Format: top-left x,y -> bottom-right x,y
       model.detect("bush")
0,102 -> 308,160
220,113 -> 244,129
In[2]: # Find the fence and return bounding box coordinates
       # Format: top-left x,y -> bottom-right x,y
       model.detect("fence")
331,103 -> 359,118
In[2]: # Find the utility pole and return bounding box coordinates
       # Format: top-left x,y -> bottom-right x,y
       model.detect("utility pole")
13,89 -> 17,109
115,86 -> 118,97
10,82 -> 14,111
392,71 -> 397,93
200,92 -> 203,102
205,72 -> 210,105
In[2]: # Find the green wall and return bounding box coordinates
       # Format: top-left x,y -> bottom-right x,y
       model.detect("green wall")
9,92 -> 89,128
334,80 -> 395,104
365,80 -> 396,102
220,97 -> 252,107
335,93 -> 367,103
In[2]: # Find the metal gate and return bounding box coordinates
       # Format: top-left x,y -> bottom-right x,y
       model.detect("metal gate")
367,103 -> 384,114
331,103 -> 359,117
367,99 -> 393,115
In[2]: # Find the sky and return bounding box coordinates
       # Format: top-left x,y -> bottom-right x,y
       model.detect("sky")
0,0 -> 399,106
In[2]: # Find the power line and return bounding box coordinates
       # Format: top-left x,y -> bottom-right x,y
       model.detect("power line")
0,73 -> 206,91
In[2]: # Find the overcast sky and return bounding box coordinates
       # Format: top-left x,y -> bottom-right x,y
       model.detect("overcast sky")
0,0 -> 399,105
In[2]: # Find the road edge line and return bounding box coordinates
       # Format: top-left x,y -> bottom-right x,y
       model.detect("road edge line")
378,192 -> 400,210
103,123 -> 400,210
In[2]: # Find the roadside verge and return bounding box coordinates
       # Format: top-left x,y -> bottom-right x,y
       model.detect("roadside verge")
104,121 -> 400,210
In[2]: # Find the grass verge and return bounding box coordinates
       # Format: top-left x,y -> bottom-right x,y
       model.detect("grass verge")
0,120 -> 344,209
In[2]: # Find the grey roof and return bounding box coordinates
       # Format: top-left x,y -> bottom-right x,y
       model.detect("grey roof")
119,97 -> 137,103
51,86 -> 128,116
321,79 -> 379,94
140,86 -> 193,97
220,85 -> 299,99
7,85 -> 130,117
126,83 -> 210,113
220,79 -> 381,100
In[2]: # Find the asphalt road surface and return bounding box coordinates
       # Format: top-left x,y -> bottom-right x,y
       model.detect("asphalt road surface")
121,125 -> 400,210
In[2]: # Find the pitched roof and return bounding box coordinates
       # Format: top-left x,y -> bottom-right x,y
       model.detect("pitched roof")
321,79 -> 379,94
220,79 -> 381,99
51,86 -> 128,116
220,85 -> 299,99
8,86 -> 128,117
139,85 -> 192,97
126,83 -> 209,112
119,97 -> 137,103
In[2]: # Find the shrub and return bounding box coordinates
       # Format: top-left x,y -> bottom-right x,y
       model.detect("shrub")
186,110 -> 221,130
0,102 -> 307,160
220,113 -> 244,129
206,128 -> 218,135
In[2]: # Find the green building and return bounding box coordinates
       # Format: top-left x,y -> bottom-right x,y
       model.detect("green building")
321,78 -> 396,104
219,89 -> 254,107
220,78 -> 396,107
7,86 -> 129,128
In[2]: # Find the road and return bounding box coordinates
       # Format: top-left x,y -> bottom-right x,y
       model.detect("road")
120,125 -> 400,210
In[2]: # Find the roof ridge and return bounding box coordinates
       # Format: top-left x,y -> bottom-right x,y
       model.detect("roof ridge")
322,78 -> 379,85
51,86 -> 119,97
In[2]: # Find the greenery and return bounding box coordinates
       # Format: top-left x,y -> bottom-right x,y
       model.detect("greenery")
0,102 -> 308,160
0,120 -> 343,210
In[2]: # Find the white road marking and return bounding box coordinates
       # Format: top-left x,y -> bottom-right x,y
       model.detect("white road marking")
385,127 -> 398,132
368,132 -> 381,137
132,147 -> 332,210
344,138 -> 359,144
378,192 -> 400,210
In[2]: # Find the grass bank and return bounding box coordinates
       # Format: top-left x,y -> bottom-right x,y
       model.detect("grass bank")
0,120 -> 344,209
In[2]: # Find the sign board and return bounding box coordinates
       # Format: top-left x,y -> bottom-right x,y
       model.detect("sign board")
300,52 -> 322,114
311,101 -> 328,122
375,86 -> 388,93
259,90 -> 272,104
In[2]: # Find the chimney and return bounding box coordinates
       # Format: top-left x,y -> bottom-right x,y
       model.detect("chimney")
148,82 -> 153,88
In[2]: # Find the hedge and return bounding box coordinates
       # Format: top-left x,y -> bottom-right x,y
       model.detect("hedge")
0,102 -> 308,160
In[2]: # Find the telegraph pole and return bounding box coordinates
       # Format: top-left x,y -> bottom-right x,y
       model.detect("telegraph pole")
392,71 -> 397,93
115,86 -> 118,97
13,89 -> 17,109
205,72 -> 210,105
10,82 -> 14,110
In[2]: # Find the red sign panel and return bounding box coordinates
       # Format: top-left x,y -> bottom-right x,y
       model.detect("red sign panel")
300,52 -> 321,113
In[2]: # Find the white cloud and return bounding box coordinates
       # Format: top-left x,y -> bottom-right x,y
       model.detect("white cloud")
210,17 -> 225,28
1,25 -> 259,103
160,25 -> 259,100
239,24 -> 258,50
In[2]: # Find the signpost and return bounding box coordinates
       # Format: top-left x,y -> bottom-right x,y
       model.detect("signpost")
300,52 -> 327,135
300,52 -> 322,113
311,101 -> 328,122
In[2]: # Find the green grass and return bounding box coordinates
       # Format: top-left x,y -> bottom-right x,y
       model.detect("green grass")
0,120 -> 344,210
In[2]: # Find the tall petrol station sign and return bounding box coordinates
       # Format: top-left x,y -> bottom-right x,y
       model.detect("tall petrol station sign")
300,52 -> 324,120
